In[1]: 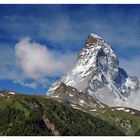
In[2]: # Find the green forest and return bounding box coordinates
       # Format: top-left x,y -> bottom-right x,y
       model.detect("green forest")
0,91 -> 124,136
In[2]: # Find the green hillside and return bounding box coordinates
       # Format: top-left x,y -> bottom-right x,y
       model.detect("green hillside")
88,107 -> 140,135
0,90 -> 124,136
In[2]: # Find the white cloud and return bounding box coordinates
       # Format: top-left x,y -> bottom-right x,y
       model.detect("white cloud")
39,18 -> 77,43
15,37 -> 76,81
120,56 -> 140,79
127,90 -> 140,111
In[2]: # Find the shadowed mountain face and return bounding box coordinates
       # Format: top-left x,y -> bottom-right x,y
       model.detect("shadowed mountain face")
47,33 -> 140,107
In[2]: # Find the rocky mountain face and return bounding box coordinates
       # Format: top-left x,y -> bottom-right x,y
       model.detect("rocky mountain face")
47,33 -> 140,107
49,82 -> 107,109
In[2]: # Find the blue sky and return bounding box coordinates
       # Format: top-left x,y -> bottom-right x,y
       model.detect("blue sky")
0,4 -> 140,95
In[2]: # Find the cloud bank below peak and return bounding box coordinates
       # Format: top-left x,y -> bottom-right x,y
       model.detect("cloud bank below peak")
120,56 -> 140,79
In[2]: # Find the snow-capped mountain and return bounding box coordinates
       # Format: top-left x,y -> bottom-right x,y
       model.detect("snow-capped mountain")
47,33 -> 140,107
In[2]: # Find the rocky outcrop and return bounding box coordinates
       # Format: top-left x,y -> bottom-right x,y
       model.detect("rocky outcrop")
42,115 -> 59,136
50,82 -> 107,109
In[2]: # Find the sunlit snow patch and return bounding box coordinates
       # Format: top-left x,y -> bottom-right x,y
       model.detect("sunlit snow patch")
116,108 -> 125,111
52,95 -> 59,98
69,94 -> 74,97
9,92 -> 15,95
79,99 -> 85,104
0,94 -> 5,97
124,109 -> 130,112
90,109 -> 97,111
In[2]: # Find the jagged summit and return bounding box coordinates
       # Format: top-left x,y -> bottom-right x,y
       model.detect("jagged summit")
85,33 -> 104,47
47,33 -> 140,108
90,33 -> 103,39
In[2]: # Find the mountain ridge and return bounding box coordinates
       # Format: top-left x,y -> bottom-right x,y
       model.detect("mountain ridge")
47,33 -> 140,108
49,82 -> 107,109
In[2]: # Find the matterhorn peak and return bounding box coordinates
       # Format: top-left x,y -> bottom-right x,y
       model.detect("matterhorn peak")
90,33 -> 103,39
47,33 -> 140,108
85,33 -> 104,47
